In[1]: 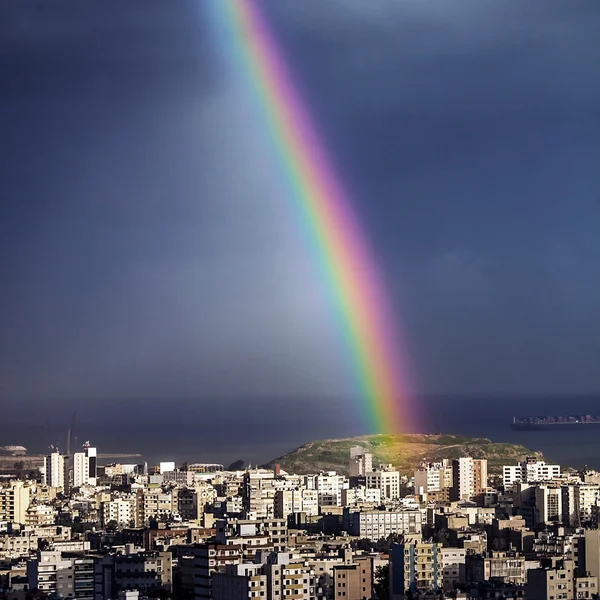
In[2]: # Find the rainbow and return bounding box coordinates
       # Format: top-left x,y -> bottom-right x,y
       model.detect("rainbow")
206,0 -> 414,434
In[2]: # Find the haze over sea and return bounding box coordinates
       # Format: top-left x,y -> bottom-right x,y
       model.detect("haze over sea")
2,395 -> 599,470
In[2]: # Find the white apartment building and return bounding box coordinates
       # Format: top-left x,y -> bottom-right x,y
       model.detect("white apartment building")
27,550 -> 94,600
274,489 -> 319,518
344,509 -> 422,539
414,460 -> 452,493
342,486 -> 382,506
73,444 -> 97,488
562,483 -> 600,526
366,467 -> 401,500
451,458 -> 488,501
102,497 -> 135,526
43,451 -> 66,489
503,458 -> 561,487
535,485 -> 563,525
306,472 -> 348,507
0,480 -> 31,524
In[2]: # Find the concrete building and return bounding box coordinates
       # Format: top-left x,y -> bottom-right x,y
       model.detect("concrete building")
0,481 -> 31,525
503,457 -> 561,487
186,542 -> 242,600
349,447 -> 373,478
216,518 -> 287,555
562,483 -> 600,527
414,461 -> 452,494
212,563 -> 267,599
390,541 -> 443,599
451,458 -> 488,501
366,467 -> 401,500
262,553 -> 315,600
27,551 -> 94,600
42,451 -> 66,489
93,551 -> 172,600
466,552 -> 526,584
577,530 -> 600,581
73,443 -> 97,488
333,556 -> 373,600
441,547 -> 466,591
142,490 -> 174,523
307,472 -> 348,507
274,489 -> 319,519
527,559 -> 575,600
343,508 -> 422,539
341,486 -> 381,507
163,470 -> 195,486
243,471 -> 277,518
101,498 -> 135,527
535,485 -> 563,525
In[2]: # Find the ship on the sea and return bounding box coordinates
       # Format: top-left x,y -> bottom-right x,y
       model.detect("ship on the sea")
511,415 -> 600,431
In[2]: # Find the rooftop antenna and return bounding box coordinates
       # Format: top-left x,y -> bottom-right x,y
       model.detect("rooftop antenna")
66,411 -> 76,456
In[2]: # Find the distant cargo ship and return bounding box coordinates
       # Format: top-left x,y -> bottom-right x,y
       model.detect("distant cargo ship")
511,415 -> 600,431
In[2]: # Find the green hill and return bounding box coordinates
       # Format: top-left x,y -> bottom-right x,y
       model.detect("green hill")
264,433 -> 544,476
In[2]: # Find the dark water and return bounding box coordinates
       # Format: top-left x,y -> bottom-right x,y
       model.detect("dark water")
1,395 -> 599,470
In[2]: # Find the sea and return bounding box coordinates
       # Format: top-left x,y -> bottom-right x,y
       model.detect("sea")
1,395 -> 599,470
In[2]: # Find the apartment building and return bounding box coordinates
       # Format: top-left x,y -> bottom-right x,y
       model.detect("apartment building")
527,559 -> 575,600
349,447 -> 373,478
27,550 -> 94,600
274,489 -> 319,518
341,486 -> 381,506
0,481 -> 31,525
43,452 -> 66,489
390,541 -> 443,599
414,461 -> 452,494
366,467 -> 401,501
343,509 -> 422,539
503,458 -> 561,487
93,551 -> 172,600
451,458 -> 488,501
333,556 -> 373,600
212,563 -> 267,599
73,444 -> 97,488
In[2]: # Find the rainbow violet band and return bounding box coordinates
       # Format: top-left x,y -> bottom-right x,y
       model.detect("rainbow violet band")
207,0 -> 415,434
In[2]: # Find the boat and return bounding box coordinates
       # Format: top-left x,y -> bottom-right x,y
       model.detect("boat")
510,415 -> 600,431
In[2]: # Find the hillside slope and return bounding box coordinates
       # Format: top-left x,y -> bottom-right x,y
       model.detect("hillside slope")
265,434 -> 543,476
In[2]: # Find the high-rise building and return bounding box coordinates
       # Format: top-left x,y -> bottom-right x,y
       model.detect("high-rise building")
451,458 -> 488,501
503,457 -> 561,487
390,541 -> 443,598
0,480 -> 32,524
414,461 -> 452,494
333,556 -> 373,600
349,447 -> 373,478
27,551 -> 94,600
535,484 -> 563,525
73,443 -> 97,488
366,466 -> 401,500
43,451 -> 66,489
274,489 -> 319,518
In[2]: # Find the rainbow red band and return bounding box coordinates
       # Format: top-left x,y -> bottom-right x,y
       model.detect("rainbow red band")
207,0 -> 414,434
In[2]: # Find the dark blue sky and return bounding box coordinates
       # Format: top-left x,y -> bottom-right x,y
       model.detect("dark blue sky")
1,0 -> 599,423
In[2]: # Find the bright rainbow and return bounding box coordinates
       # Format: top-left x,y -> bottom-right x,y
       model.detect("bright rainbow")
206,0 -> 415,434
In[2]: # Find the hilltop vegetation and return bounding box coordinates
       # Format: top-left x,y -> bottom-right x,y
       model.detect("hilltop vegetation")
265,433 -> 544,476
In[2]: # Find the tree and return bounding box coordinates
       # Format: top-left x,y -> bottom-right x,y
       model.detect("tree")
374,564 -> 390,599
105,520 -> 119,532
352,538 -> 375,552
